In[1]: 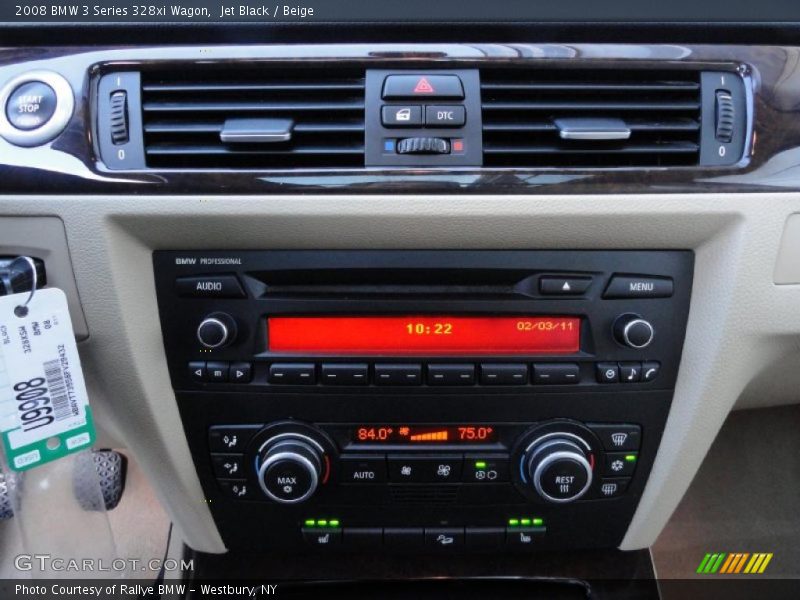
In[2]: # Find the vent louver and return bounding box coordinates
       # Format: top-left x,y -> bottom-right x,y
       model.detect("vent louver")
141,67 -> 365,169
481,69 -> 702,167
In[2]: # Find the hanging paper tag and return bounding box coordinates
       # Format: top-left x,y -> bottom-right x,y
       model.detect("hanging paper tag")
0,288 -> 95,471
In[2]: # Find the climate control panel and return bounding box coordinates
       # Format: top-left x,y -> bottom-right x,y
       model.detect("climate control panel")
209,420 -> 641,509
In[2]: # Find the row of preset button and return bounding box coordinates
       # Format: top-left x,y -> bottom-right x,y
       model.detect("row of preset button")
264,362 -> 584,386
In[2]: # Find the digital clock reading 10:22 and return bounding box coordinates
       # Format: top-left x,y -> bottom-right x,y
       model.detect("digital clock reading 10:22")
267,315 -> 581,355
406,322 -> 453,335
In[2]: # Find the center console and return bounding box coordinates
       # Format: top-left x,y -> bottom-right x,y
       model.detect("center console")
153,250 -> 693,553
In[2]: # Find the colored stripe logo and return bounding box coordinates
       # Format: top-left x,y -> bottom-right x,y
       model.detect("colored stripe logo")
697,552 -> 773,574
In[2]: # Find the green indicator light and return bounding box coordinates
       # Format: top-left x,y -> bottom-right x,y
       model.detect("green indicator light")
520,518 -> 531,526
508,519 -> 519,526
625,455 -> 637,462
304,519 -> 315,527
475,461 -> 487,469
329,520 -> 340,527
533,518 -> 544,526
318,520 -> 328,527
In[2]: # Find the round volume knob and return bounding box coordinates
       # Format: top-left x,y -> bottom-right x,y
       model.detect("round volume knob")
257,436 -> 323,504
524,434 -> 593,504
613,314 -> 654,349
196,313 -> 236,349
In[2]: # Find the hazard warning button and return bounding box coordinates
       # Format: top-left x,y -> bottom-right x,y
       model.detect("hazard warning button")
382,75 -> 464,100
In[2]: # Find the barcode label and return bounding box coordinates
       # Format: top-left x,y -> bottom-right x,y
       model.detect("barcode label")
0,288 -> 95,471
43,358 -> 71,421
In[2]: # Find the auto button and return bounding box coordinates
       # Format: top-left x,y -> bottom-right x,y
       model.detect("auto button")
340,455 -> 387,484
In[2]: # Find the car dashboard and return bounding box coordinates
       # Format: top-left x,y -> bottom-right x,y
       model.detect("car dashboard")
1,29 -> 800,598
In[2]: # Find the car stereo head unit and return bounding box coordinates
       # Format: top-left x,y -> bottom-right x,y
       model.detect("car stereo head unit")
154,250 -> 693,554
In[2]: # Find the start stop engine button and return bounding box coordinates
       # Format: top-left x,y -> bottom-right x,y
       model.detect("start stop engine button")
0,71 -> 74,147
5,80 -> 57,131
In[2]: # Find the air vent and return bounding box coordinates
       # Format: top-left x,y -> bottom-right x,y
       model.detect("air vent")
481,69 -> 702,167
141,67 -> 365,169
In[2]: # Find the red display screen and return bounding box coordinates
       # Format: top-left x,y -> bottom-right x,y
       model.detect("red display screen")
267,316 -> 580,355
353,425 -> 497,444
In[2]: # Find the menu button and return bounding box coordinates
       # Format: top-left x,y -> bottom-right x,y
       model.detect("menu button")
604,276 -> 673,299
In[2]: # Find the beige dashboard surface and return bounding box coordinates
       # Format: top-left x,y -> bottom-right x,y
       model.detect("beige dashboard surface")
0,193 -> 798,553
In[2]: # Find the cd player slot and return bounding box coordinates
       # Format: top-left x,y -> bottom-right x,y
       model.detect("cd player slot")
246,268 -> 582,299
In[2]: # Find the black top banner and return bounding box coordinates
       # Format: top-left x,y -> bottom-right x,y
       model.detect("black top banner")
2,0 -> 800,24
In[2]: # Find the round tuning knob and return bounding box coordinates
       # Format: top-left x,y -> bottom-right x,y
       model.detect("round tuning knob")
613,314 -> 654,349
523,433 -> 593,504
196,313 -> 237,349
256,434 -> 323,504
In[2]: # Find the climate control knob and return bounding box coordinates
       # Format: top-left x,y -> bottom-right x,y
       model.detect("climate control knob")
256,435 -> 323,504
196,312 -> 237,349
523,433 -> 593,503
613,314 -> 654,349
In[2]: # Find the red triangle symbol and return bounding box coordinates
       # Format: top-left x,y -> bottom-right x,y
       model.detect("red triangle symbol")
414,77 -> 435,94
